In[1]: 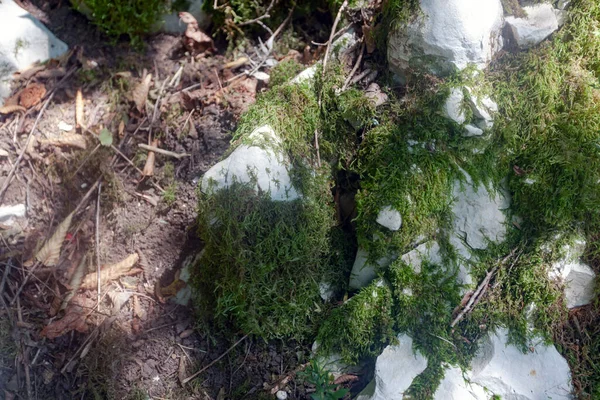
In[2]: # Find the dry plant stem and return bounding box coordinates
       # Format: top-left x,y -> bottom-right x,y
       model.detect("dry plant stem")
311,23 -> 352,46
149,78 -> 169,140
71,143 -> 101,178
182,334 -> 249,385
10,261 -> 41,306
450,266 -> 497,328
95,183 -> 102,311
137,144 -> 190,159
0,263 -> 13,323
342,40 -> 366,91
238,0 -> 276,27
314,0 -> 348,168
0,92 -> 54,204
226,6 -> 294,84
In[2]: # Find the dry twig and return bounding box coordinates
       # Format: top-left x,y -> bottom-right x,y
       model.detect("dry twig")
342,40 -> 366,91
138,144 -> 190,159
95,183 -> 102,311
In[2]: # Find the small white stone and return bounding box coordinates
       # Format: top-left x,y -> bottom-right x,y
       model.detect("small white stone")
463,124 -> 484,137
376,206 -> 402,231
276,390 -> 288,400
0,204 -> 26,222
443,88 -> 466,125
349,248 -> 395,290
401,241 -> 442,274
319,282 -> 335,302
58,121 -> 73,131
506,4 -> 561,49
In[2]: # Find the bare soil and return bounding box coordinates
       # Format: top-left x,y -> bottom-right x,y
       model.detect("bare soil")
0,1 -> 357,399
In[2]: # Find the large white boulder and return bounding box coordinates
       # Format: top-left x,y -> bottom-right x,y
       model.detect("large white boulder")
388,0 -> 504,78
0,0 -> 69,105
201,125 -> 300,201
469,328 -> 573,399
505,4 -> 563,49
549,237 -> 596,308
433,366 -> 487,400
356,334 -> 428,400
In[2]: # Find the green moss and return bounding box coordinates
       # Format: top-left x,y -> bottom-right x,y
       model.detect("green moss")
73,0 -> 167,47
491,0 -> 600,235
316,280 -> 394,364
269,59 -> 305,88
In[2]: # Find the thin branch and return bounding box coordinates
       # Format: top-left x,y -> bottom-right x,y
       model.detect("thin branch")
238,0 -> 276,26
182,334 -> 248,385
0,92 -> 54,204
95,183 -> 102,311
311,23 -> 352,46
137,144 -> 190,159
342,40 -> 365,91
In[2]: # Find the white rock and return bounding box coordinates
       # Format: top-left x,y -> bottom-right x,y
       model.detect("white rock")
433,366 -> 487,400
469,328 -> 573,399
275,390 -> 288,400
319,282 -> 335,302
0,204 -> 26,225
357,334 -> 428,400
401,241 -> 442,273
201,125 -> 299,201
549,237 -> 596,308
451,175 -> 509,250
557,0 -> 571,10
467,93 -> 498,130
505,4 -> 560,49
388,0 -> 504,77
443,88 -> 466,125
349,248 -> 394,290
0,0 -> 69,105
463,124 -> 484,137
376,206 -> 402,231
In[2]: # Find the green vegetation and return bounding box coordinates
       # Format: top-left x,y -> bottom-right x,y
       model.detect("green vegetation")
72,0 -> 167,46
300,359 -> 349,400
269,59 -> 305,88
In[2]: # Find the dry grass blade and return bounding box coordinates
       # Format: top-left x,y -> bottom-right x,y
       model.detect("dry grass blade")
133,74 -> 153,113
40,134 -> 87,150
61,254 -> 88,311
75,89 -> 84,129
81,253 -> 140,290
0,104 -> 26,114
35,212 -> 74,267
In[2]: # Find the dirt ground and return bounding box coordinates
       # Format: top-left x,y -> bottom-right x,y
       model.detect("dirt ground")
0,1 -> 361,399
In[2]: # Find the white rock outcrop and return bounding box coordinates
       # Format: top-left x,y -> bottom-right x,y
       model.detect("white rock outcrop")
376,206 -> 402,231
400,241 -> 442,274
433,366 -> 487,400
469,328 -> 573,399
349,248 -> 394,290
443,88 -> 466,125
0,0 -> 69,105
549,237 -> 596,308
388,0 -> 504,78
356,334 -> 428,400
451,176 -> 509,251
505,4 -> 563,49
201,125 -> 299,201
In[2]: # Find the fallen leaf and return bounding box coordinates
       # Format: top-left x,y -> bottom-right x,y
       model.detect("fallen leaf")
40,134 -> 87,150
365,83 -> 388,107
61,254 -> 88,311
142,139 -> 158,177
333,374 -> 359,384
35,212 -> 74,267
118,120 -> 125,137
0,105 -> 26,115
108,291 -> 133,314
180,12 -> 215,54
251,71 -> 270,82
40,296 -> 92,339
81,253 -> 140,290
133,74 -> 152,113
98,129 -> 113,147
76,89 -> 84,129
19,83 -> 46,109
132,295 -> 147,320
179,329 -> 194,339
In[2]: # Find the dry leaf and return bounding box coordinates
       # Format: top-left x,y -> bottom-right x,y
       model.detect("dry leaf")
19,83 -> 46,108
0,105 -> 26,114
40,134 -> 87,150
61,254 -> 88,311
365,83 -> 388,107
188,119 -> 198,139
81,253 -> 140,290
35,212 -> 74,267
180,12 -> 215,54
76,89 -> 84,129
142,139 -> 158,177
133,74 -> 152,113
179,329 -> 194,339
132,295 -> 147,320
108,291 -> 133,314
40,296 -> 92,339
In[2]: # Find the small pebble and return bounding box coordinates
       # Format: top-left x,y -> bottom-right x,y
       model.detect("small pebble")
276,391 -> 287,400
